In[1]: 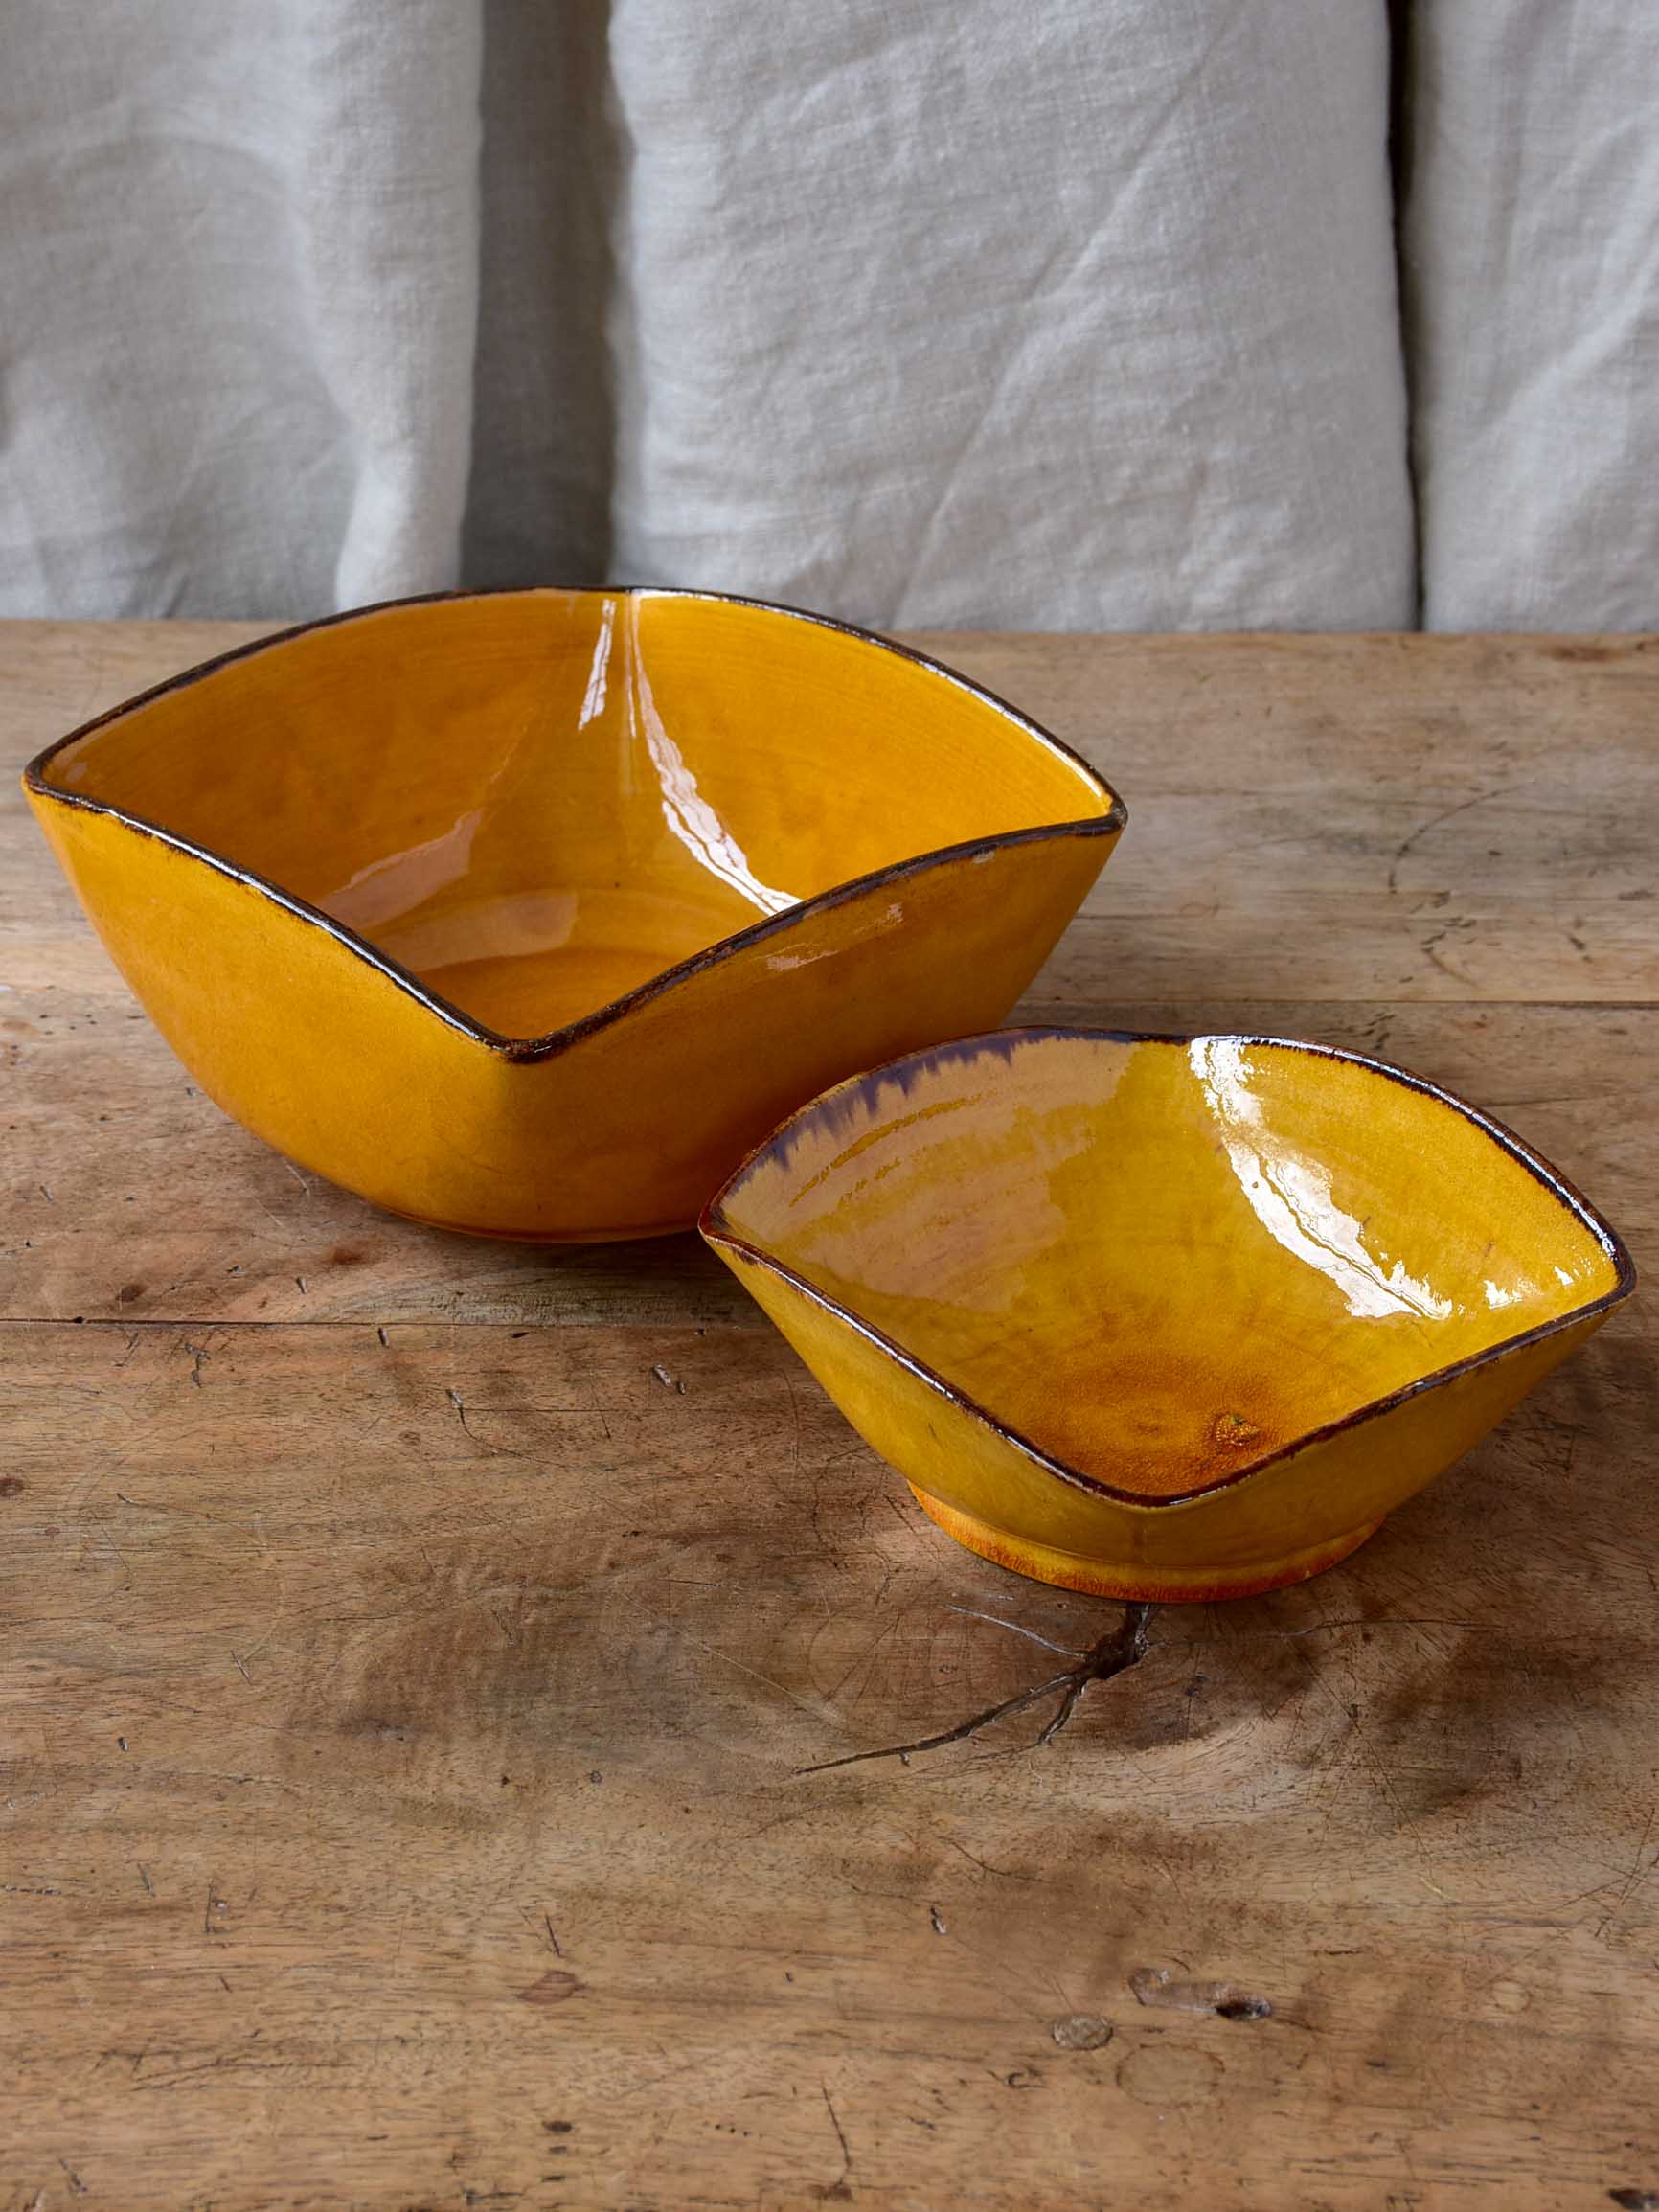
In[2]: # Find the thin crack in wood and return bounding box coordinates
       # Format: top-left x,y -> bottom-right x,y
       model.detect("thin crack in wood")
800,1602 -> 1155,1773
820,2085 -> 853,2197
944,1604 -> 1084,1656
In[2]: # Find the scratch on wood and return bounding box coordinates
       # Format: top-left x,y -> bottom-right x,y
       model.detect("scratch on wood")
946,1605 -> 1083,1656
1596,1803 -> 1659,1938
821,2085 -> 853,2198
519,1969 -> 580,2004
1420,918 -> 1481,986
1387,785 -> 1520,895
91,1516 -> 131,1580
941,1836 -> 1037,1883
667,1626 -> 841,1725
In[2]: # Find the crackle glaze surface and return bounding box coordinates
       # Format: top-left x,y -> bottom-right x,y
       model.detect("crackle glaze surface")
704,1029 -> 1633,1600
24,590 -> 1122,1239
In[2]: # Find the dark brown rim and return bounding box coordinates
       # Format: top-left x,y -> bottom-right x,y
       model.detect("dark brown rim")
23,585 -> 1125,1065
700,1027 -> 1638,1511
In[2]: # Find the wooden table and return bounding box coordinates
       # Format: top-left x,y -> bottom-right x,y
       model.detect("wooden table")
4,624 -> 1656,2212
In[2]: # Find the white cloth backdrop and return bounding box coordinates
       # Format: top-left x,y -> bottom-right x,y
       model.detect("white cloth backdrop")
598,0 -> 1412,629
464,0 -> 1413,630
11,1 -> 1647,631
0,2 -> 482,618
1401,0 -> 1659,629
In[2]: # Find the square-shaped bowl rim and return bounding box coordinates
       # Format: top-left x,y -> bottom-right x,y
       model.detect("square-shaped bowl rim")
23,585 -> 1126,1064
699,1026 -> 1638,1510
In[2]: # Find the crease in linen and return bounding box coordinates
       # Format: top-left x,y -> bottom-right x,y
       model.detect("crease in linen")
1402,0 -> 1659,629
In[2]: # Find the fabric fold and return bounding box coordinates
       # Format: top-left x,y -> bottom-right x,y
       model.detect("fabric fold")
0,1 -> 483,618
1402,0 -> 1659,629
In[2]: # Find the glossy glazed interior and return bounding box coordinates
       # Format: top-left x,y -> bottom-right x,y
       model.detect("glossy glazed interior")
710,1031 -> 1626,1504
35,591 -> 1114,1040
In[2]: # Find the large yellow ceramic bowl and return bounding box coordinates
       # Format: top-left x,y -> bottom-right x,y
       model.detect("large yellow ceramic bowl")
702,1029 -> 1634,1601
24,591 -> 1124,1240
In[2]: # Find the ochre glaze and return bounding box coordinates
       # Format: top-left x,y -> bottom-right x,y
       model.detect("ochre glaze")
23,591 -> 1123,1240
702,1030 -> 1634,1601
907,1486 -> 1381,1604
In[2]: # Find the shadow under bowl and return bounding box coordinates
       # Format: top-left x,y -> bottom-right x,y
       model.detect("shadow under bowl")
24,589 -> 1123,1240
701,1028 -> 1634,1602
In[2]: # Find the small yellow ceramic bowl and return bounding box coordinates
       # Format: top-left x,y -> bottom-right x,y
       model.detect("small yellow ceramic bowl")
702,1029 -> 1634,1602
24,590 -> 1123,1240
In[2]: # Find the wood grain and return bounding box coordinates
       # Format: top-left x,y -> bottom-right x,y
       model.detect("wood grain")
3,621 -> 1656,2212
927,629 -> 1659,1007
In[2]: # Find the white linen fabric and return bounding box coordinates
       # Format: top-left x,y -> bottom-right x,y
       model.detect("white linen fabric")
0,2 -> 483,617
1402,1 -> 1659,629
602,0 -> 1413,629
0,2 -> 1415,627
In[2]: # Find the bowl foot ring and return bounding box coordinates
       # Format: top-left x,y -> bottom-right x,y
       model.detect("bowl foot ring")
908,1487 -> 1382,1604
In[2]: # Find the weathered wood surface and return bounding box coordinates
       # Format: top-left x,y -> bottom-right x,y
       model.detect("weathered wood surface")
2,622 -> 1656,2212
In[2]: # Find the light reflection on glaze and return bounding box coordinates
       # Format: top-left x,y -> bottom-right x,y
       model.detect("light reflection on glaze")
317,592 -> 803,1031
1189,1037 -> 1454,1325
578,598 -> 614,727
325,809 -> 484,935
623,598 -> 797,920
